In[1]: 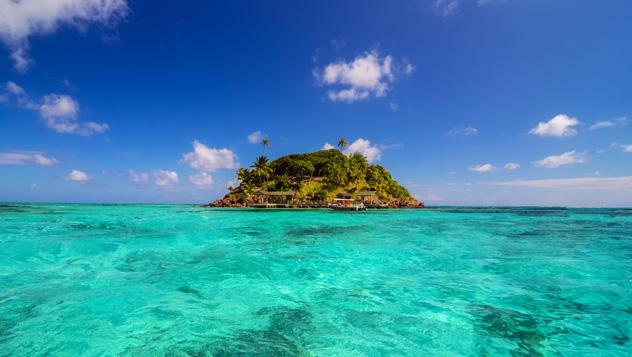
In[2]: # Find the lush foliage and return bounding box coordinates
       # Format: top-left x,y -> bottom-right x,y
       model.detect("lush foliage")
226,149 -> 413,203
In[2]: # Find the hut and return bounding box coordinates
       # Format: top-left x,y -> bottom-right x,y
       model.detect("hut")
254,190 -> 295,207
355,191 -> 378,204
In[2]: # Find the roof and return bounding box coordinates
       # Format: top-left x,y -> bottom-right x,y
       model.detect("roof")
255,191 -> 295,196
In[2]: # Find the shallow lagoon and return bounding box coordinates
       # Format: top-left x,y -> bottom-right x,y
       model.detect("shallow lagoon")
1,204 -> 631,355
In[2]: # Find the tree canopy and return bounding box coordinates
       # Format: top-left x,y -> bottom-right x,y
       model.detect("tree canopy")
226,149 -> 413,203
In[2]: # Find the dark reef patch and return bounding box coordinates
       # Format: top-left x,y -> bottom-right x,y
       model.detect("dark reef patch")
470,304 -> 545,355
0,299 -> 39,343
286,224 -> 366,238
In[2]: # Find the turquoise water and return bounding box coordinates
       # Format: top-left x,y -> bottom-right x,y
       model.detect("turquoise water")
0,205 -> 631,356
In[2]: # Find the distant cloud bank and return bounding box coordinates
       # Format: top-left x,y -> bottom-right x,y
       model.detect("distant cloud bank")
0,151 -> 58,166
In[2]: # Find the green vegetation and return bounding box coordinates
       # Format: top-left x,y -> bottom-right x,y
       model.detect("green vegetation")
223,149 -> 414,204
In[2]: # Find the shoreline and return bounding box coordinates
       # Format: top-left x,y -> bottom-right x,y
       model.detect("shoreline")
207,202 -> 425,209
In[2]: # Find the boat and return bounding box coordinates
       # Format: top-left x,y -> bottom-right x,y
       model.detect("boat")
330,198 -> 367,211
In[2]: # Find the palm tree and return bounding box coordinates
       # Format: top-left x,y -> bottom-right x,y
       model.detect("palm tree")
251,155 -> 272,184
261,137 -> 270,149
337,138 -> 348,150
236,168 -> 250,184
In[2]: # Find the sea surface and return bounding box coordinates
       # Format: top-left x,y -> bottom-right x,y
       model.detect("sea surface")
0,204 -> 631,356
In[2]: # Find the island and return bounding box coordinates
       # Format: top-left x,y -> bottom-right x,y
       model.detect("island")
210,149 -> 424,209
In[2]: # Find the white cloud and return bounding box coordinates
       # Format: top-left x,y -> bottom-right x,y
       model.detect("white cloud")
3,82 -> 109,135
403,61 -> 415,75
389,101 -> 399,111
470,163 -> 495,173
433,0 -> 459,17
489,176 -> 632,191
128,169 -> 149,183
529,114 -> 579,137
38,94 -> 109,135
589,117 -> 627,130
590,121 -> 614,130
4,81 -> 36,108
503,162 -> 520,170
83,121 -> 110,133
154,170 -> 178,187
189,172 -> 213,189
535,151 -> 587,168
67,169 -> 88,183
40,94 -> 79,132
616,143 -> 632,153
5,81 -> 24,96
445,126 -> 478,137
182,140 -> 238,172
344,138 -> 382,163
247,131 -> 263,144
0,151 -> 57,165
321,142 -> 335,150
315,50 -> 411,103
0,0 -> 129,73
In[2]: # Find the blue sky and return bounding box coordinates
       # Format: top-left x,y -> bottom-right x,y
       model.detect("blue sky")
1,0 -> 631,206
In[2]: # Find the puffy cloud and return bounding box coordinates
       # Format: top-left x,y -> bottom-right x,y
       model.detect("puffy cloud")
489,176 -> 632,191
67,169 -> 88,183
433,0 -> 459,17
38,94 -> 109,135
315,50 -> 411,103
40,94 -> 79,132
128,169 -> 149,183
445,126 -> 478,137
535,151 -> 587,168
0,0 -> 129,73
247,131 -> 264,144
189,172 -> 213,189
321,142 -> 335,150
470,163 -> 495,173
182,140 -> 238,172
503,162 -> 520,170
589,117 -> 627,130
3,82 -> 109,135
154,170 -> 178,187
0,151 -> 57,165
344,138 -> 382,163
529,114 -> 579,137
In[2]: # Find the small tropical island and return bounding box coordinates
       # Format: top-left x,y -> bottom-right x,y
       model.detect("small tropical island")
210,139 -> 424,209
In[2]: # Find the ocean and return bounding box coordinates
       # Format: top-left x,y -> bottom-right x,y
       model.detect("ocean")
1,204 -> 630,355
